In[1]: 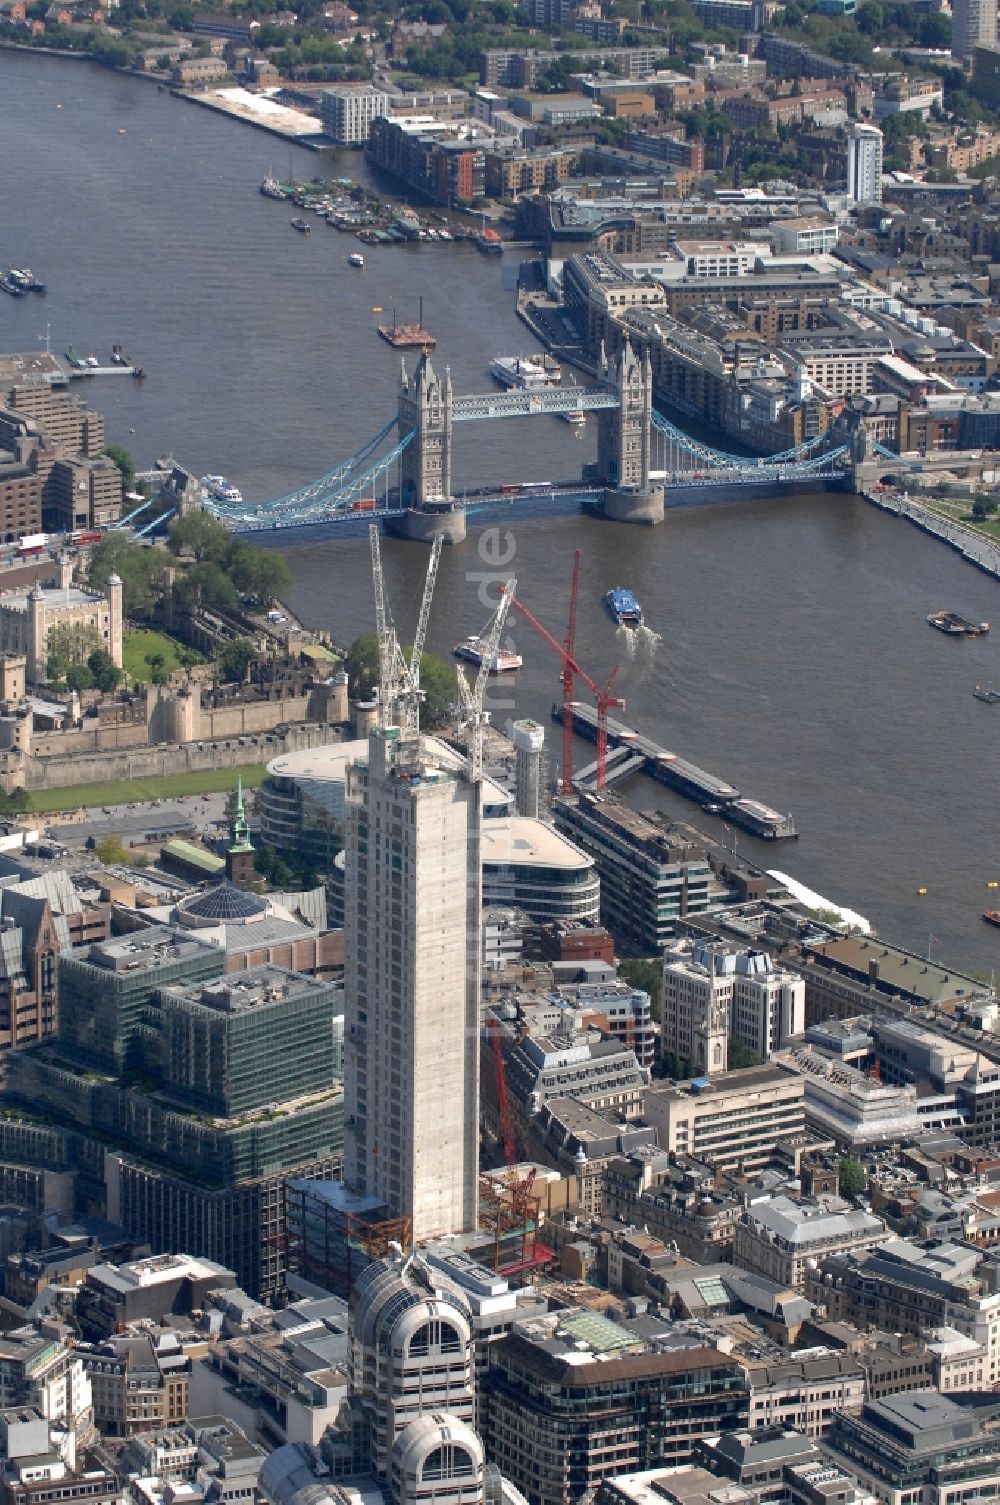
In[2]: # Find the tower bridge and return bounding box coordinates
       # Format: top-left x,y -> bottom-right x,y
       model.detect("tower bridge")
202,339 -> 851,544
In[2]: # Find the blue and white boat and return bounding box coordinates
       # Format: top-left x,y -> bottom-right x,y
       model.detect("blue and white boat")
603,587 -> 643,626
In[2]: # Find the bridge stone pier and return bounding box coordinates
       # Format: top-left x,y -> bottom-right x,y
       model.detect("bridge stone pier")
594,341 -> 664,526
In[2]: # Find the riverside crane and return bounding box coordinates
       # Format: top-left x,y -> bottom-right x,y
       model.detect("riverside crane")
510,589 -> 623,791
369,524 -> 443,731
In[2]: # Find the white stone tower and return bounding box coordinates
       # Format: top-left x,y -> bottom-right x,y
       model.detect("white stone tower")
105,573 -> 123,668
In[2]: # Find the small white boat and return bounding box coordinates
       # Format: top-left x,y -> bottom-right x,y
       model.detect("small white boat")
561,410 -> 586,426
348,252 -> 365,268
453,636 -> 522,673
201,474 -> 243,504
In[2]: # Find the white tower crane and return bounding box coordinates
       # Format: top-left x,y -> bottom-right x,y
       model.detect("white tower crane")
455,578 -> 516,784
400,531 -> 443,733
368,525 -> 444,733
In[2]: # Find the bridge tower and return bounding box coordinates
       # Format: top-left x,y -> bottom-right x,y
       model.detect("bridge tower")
596,339 -> 663,526
398,351 -> 453,507
397,352 -> 465,543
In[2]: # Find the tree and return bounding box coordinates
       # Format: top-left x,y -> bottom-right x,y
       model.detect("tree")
46,621 -> 101,670
919,11 -> 951,47
219,638 -> 257,683
857,0 -> 884,33
419,650 -> 455,728
227,541 -> 291,605
173,561 -> 238,614
728,1038 -> 764,1069
103,443 -> 136,492
88,536 -> 170,621
0,788 -> 29,817
619,958 -> 663,1018
346,631 -> 380,700
839,1156 -> 867,1199
94,835 -> 128,866
65,663 -> 94,694
87,648 -> 122,694
168,511 -> 230,563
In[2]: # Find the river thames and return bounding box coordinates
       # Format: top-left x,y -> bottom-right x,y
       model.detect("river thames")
4,51 -> 1000,972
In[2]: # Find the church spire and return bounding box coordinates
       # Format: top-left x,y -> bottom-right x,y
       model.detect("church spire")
230,775 -> 252,855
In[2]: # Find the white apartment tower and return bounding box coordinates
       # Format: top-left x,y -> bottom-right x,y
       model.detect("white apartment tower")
952,0 -> 997,64
321,85 -> 390,145
344,726 -> 482,1244
846,123 -> 884,205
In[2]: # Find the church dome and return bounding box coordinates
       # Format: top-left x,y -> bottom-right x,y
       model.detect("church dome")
175,879 -> 269,928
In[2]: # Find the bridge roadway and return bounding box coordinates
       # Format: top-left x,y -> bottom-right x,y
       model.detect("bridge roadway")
229,471 -> 843,539
451,387 -> 619,421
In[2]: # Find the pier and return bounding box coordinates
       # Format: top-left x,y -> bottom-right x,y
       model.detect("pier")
64,364 -> 142,380
556,701 -> 797,841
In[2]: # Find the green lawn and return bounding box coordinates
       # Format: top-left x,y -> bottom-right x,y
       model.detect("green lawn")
122,628 -> 203,684
26,764 -> 267,814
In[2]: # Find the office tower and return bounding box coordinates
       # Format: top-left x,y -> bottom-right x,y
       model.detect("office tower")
4,947 -> 343,1299
953,0 -> 997,64
510,718 -> 545,819
262,1248 -> 497,1505
349,1255 -> 478,1478
484,1315 -> 748,1505
846,123 -> 884,205
343,727 -> 482,1244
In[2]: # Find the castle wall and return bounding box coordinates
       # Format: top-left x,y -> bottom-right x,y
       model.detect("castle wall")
1,721 -> 331,793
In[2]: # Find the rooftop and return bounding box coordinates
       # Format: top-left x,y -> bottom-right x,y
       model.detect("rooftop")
162,964 -> 329,1016
481,817 -> 592,872
82,926 -> 214,974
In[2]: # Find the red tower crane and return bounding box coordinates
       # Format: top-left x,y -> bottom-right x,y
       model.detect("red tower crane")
561,549 -> 581,797
510,590 -> 624,791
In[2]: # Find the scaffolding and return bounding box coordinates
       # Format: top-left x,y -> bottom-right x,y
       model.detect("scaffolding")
285,1181 -> 412,1296
477,1168 -> 555,1280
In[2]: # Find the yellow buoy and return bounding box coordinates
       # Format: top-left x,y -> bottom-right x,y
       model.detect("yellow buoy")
372,306 -> 382,313
988,880 -> 999,889
917,887 -> 928,895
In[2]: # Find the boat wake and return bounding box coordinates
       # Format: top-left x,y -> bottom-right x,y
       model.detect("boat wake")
618,623 -> 661,662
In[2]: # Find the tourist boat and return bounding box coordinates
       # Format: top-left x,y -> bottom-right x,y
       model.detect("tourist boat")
603,587 -> 643,626
290,217 -> 311,234
927,610 -> 990,635
201,475 -> 243,505
453,636 -> 522,673
974,685 -> 1000,703
983,911 -> 1000,928
561,410 -> 586,426
490,354 -> 561,390
9,268 -> 45,293
348,252 -> 365,267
